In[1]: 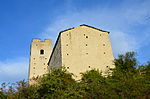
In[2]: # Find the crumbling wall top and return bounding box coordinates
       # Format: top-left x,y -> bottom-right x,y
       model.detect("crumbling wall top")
32,39 -> 52,42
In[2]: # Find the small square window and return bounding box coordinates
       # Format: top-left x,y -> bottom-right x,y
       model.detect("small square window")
86,44 -> 88,46
66,44 -> 68,46
104,52 -> 106,54
103,44 -> 105,46
67,53 -> 69,55
33,67 -> 35,69
67,67 -> 69,69
84,34 -> 85,36
86,53 -> 88,55
89,66 -> 90,68
86,36 -> 88,38
40,49 -> 44,54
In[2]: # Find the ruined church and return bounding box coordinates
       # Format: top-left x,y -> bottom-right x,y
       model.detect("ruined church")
28,24 -> 115,85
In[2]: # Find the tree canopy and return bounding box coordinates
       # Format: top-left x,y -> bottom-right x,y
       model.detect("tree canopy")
0,52 -> 150,99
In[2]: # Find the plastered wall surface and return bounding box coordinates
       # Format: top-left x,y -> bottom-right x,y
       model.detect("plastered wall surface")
48,25 -> 115,79
28,39 -> 52,85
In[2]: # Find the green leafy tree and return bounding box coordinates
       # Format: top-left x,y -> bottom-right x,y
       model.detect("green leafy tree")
1,52 -> 150,99
110,52 -> 148,98
0,92 -> 6,99
37,67 -> 84,99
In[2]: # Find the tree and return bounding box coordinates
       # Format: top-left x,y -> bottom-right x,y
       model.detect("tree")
1,52 -> 150,99
0,92 -> 6,99
37,67 -> 84,99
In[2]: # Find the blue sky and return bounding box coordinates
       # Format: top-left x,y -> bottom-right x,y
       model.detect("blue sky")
0,0 -> 150,84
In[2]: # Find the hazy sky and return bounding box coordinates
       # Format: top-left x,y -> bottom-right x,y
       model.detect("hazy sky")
0,0 -> 150,84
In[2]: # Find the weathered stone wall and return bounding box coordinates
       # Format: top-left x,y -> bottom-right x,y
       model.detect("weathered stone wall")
60,25 -> 114,79
48,25 -> 114,80
28,39 -> 52,85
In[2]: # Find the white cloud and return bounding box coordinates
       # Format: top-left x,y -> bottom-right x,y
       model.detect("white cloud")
39,0 -> 150,57
0,57 -> 28,83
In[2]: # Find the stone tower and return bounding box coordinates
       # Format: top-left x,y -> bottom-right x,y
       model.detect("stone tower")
28,39 -> 52,85
48,24 -> 115,79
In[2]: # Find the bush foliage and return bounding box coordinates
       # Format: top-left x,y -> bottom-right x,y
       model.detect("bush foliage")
0,52 -> 150,99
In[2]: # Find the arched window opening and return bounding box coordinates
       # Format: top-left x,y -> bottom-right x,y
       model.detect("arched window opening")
40,49 -> 44,55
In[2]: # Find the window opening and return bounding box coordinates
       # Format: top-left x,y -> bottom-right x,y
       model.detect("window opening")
86,36 -> 88,38
86,44 -> 88,46
67,67 -> 69,69
40,49 -> 44,54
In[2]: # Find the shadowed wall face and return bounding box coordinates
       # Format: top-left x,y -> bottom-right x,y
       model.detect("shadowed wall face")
28,39 -> 52,85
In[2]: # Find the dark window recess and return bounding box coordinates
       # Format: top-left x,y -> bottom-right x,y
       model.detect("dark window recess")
44,68 -> 46,70
100,34 -> 101,36
33,58 -> 35,60
67,53 -> 69,55
44,63 -> 45,65
86,53 -> 88,55
86,44 -> 88,46
86,36 -> 88,38
40,49 -> 44,54
104,52 -> 106,54
33,67 -> 35,69
66,44 -> 68,46
84,34 -> 85,36
89,66 -> 90,68
103,44 -> 105,46
106,66 -> 109,68
67,34 -> 68,36
67,67 -> 69,69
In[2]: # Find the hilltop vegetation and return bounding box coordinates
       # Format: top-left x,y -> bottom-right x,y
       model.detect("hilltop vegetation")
0,52 -> 150,99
